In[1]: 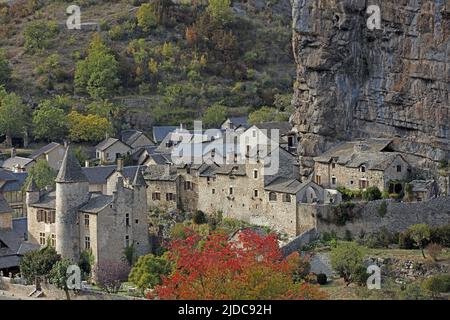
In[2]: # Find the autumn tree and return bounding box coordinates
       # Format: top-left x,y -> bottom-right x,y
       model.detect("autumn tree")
0,88 -> 30,146
67,111 -> 111,142
149,229 -> 325,300
75,34 -> 119,99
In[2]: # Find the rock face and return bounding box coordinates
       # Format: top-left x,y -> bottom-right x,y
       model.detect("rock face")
291,0 -> 449,178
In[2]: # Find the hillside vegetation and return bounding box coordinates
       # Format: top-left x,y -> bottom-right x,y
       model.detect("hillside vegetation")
0,0 -> 294,145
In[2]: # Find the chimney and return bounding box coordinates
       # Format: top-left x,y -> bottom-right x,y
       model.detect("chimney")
85,160 -> 90,168
11,148 -> 16,158
117,158 -> 124,172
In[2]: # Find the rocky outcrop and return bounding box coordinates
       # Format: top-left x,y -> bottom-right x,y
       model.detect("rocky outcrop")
291,0 -> 449,178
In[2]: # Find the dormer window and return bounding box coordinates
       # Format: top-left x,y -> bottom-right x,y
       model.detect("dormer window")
360,165 -> 366,173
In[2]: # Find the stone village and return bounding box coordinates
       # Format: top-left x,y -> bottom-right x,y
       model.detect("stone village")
1,117 -> 449,276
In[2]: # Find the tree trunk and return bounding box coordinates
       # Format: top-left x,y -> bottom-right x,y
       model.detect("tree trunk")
64,289 -> 71,300
421,246 -> 426,259
5,134 -> 12,148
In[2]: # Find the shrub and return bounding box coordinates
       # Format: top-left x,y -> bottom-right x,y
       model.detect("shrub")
430,225 -> 450,247
330,202 -> 357,226
421,275 -> 450,297
399,230 -> 416,249
378,201 -> 388,217
136,3 -> 158,32
193,210 -> 207,225
23,20 -> 59,53
0,49 -> 11,85
362,186 -> 382,201
408,224 -> 431,258
316,273 -> 328,285
330,242 -> 366,285
426,243 -> 443,262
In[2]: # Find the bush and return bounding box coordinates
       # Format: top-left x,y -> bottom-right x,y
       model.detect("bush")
136,3 -> 158,32
330,242 -> 366,285
421,275 -> 450,297
426,243 -> 443,262
193,210 -> 208,225
362,186 -> 382,201
0,49 -> 11,85
430,225 -> 450,247
316,273 -> 328,285
399,230 -> 416,249
23,20 -> 59,53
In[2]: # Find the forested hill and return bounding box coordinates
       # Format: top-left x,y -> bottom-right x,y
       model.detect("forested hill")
0,0 -> 295,144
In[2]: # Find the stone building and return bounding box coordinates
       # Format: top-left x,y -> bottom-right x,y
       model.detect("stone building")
121,129 -> 154,150
0,169 -> 28,218
26,147 -> 150,269
95,138 -> 132,163
29,142 -> 65,172
314,139 -> 411,191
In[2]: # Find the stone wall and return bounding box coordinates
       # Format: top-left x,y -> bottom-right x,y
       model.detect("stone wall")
316,196 -> 450,237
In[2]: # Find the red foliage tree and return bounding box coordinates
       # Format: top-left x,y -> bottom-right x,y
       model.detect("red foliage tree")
149,229 -> 326,300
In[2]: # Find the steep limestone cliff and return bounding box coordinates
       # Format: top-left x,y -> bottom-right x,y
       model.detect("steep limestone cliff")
291,0 -> 449,178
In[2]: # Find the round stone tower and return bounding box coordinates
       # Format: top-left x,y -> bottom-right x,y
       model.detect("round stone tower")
55,146 -> 89,262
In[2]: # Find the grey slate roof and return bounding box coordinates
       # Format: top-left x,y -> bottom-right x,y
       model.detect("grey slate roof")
132,167 -> 146,186
29,142 -> 61,159
152,126 -> 178,143
0,170 -> 27,193
145,165 -> 178,181
215,164 -> 247,176
55,146 -> 88,183
254,121 -> 293,136
121,130 -> 153,146
81,165 -> 143,185
1,156 -> 34,170
79,194 -> 113,214
227,116 -> 249,129
31,191 -> 56,209
264,177 -> 306,194
0,194 -> 13,213
95,138 -> 129,151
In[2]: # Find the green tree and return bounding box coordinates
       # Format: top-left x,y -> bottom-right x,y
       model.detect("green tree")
49,259 -> 73,300
421,275 -> 450,298
78,249 -> 94,281
75,35 -> 119,99
24,160 -> 57,191
248,106 -> 280,125
202,104 -> 227,128
362,186 -> 382,201
23,20 -> 59,53
330,242 -> 367,286
0,49 -> 12,86
32,100 -> 68,141
67,111 -> 111,142
207,0 -> 232,24
128,253 -> 172,294
20,246 -> 61,284
408,224 -> 431,259
0,89 -> 30,146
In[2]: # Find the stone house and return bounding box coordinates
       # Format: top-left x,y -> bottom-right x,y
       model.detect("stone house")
121,129 -> 154,150
95,138 -> 132,163
221,116 -> 249,130
29,142 -> 65,172
26,147 -> 150,270
314,139 -> 411,192
410,180 -> 440,202
1,156 -> 35,172
0,169 -> 27,218
0,195 -> 38,274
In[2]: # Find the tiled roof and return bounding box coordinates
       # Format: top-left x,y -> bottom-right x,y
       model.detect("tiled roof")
55,146 -> 88,183
145,165 -> 178,181
31,191 -> 56,209
82,165 -> 143,185
95,137 -> 122,151
79,194 -> 113,214
1,156 -> 34,169
264,177 -> 307,194
152,126 -> 178,143
29,142 -> 61,159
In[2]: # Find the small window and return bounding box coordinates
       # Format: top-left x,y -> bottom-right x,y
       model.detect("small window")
51,234 -> 56,247
152,192 -> 161,201
331,177 -> 337,185
315,175 -> 322,185
166,193 -> 175,201
396,165 -> 402,173
254,190 -> 259,198
283,194 -> 291,203
135,219 -> 139,224
85,236 -> 90,249
331,163 -> 336,169
229,187 -> 233,195
269,192 -> 277,201
125,235 -> 130,248
84,214 -> 89,227
252,130 -> 257,138
212,189 -> 216,194
126,213 -> 130,226
39,232 -> 46,245
360,165 -> 366,173
253,170 -> 258,179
